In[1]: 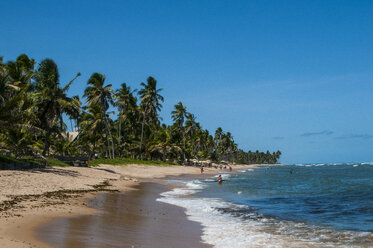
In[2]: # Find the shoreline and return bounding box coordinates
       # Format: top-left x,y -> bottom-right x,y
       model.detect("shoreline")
0,163 -> 260,247
37,181 -> 211,248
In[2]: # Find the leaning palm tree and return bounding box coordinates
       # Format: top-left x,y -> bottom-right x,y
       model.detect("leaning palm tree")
171,102 -> 189,161
137,76 -> 164,159
83,73 -> 115,158
33,58 -> 81,156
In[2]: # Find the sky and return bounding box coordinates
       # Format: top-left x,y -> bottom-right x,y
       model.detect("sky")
1,0 -> 373,163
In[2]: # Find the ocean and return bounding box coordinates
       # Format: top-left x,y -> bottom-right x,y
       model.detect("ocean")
158,163 -> 373,247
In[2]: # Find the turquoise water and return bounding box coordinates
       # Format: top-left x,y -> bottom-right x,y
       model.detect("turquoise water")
201,163 -> 373,232
159,163 -> 373,247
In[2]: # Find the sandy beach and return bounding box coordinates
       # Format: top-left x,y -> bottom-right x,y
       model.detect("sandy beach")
0,163 -> 258,247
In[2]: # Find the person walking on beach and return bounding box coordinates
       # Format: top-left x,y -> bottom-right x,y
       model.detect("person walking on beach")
201,166 -> 204,174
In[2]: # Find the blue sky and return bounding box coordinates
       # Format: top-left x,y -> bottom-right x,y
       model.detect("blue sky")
1,0 -> 373,163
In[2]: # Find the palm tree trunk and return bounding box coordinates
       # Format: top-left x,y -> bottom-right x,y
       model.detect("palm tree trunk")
118,113 -> 122,157
107,123 -> 115,159
106,133 -> 111,159
42,130 -> 51,157
102,110 -> 115,159
139,113 -> 145,160
92,139 -> 96,158
70,119 -> 74,132
139,107 -> 147,160
182,127 -> 186,162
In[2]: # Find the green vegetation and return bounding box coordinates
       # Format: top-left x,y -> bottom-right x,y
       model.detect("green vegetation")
45,158 -> 70,167
0,54 -> 281,167
0,154 -> 24,164
0,154 -> 70,167
89,158 -> 174,167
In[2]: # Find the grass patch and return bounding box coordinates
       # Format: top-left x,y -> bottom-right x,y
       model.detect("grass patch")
45,158 -> 70,167
89,158 -> 175,167
0,154 -> 24,164
0,154 -> 70,168
0,154 -> 174,169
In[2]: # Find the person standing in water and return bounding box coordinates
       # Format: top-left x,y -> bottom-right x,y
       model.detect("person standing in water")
218,175 -> 223,184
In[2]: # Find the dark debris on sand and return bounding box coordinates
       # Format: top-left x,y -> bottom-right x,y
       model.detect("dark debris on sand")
0,180 -> 119,216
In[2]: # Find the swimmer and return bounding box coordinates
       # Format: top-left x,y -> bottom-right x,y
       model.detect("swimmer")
218,175 -> 223,184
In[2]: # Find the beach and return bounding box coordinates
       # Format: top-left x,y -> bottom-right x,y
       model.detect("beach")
0,163 -> 255,247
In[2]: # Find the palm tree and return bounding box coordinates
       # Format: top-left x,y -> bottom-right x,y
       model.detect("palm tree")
171,102 -> 189,161
84,73 -> 115,158
0,57 -> 10,108
68,95 -> 82,132
6,54 -> 35,88
221,131 -> 234,162
214,127 -> 224,160
148,127 -> 181,161
79,104 -> 106,156
115,83 -> 137,156
137,76 -> 164,159
185,113 -> 199,158
0,55 -> 35,128
33,59 -> 81,156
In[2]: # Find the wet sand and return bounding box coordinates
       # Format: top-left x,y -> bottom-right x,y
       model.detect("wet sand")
36,182 -> 211,248
0,163 -> 259,247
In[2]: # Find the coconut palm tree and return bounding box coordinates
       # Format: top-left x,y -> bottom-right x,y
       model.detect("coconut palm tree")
0,55 -> 34,125
83,73 -> 115,158
79,104 -> 107,156
33,58 -> 81,156
171,102 -> 189,161
137,76 -> 164,159
148,127 -> 181,161
115,83 -> 137,156
6,54 -> 35,88
214,127 -> 225,160
185,113 -> 199,158
220,131 -> 234,162
0,57 -> 10,108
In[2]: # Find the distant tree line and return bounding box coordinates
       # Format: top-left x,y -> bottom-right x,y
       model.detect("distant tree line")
0,54 -> 281,164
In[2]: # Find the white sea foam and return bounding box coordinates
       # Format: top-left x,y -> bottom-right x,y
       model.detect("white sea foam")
361,162 -> 373,165
296,164 -> 313,167
214,173 -> 231,180
159,190 -> 287,247
295,163 -> 332,167
331,163 -> 343,166
158,178 -> 372,248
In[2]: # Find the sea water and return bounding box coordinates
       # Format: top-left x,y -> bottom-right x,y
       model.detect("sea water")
158,163 -> 373,247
